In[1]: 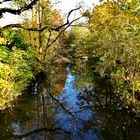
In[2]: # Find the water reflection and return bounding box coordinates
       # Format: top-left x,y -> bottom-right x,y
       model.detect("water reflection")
53,65 -> 97,139
0,66 -> 140,140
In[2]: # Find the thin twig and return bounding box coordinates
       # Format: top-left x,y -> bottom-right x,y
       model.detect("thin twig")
47,16 -> 82,49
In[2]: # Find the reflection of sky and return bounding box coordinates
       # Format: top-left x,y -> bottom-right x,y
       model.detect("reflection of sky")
0,65 -> 139,139
4,65 -> 98,139
11,122 -> 21,134
54,65 -> 97,139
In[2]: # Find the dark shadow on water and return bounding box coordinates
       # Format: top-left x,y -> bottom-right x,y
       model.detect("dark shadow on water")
0,65 -> 140,140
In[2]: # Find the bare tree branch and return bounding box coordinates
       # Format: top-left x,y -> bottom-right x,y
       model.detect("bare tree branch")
47,16 -> 82,49
2,6 -> 82,32
49,93 -> 76,118
3,23 -> 57,31
13,127 -> 71,138
0,0 -> 11,4
42,15 -> 82,59
0,0 -> 38,17
48,92 -> 84,122
67,7 -> 81,23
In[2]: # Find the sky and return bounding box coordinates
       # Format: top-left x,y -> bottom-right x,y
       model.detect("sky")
0,0 -> 100,26
56,0 -> 100,13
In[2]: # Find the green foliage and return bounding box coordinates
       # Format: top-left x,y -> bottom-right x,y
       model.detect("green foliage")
0,30 -> 36,108
66,26 -> 91,72
2,29 -> 27,50
86,1 -> 140,105
0,0 -> 64,108
0,46 -> 9,63
21,0 -> 64,63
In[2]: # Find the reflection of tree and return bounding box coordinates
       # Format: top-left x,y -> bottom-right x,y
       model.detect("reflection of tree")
0,110 -> 15,139
33,77 -> 53,139
93,107 -> 140,140
13,127 -> 71,138
73,80 -> 140,140
1,66 -> 140,139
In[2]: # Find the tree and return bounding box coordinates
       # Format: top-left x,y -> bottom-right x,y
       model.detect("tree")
0,0 -> 82,109
87,1 -> 140,106
0,29 -> 35,108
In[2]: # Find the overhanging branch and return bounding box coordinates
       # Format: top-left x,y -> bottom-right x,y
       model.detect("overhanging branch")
47,16 -> 82,49
0,0 -> 38,17
2,6 -> 82,32
0,0 -> 11,4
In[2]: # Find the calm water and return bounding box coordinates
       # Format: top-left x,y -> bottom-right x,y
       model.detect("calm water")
0,66 -> 140,140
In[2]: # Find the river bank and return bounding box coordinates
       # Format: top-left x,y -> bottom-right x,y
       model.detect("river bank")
0,65 -> 140,140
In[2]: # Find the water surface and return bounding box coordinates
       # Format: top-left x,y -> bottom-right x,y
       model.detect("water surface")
0,66 -> 140,140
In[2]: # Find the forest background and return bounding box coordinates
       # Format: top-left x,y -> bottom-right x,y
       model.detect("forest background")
0,0 -> 140,116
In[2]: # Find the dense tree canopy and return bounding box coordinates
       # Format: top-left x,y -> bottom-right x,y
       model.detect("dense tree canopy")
85,0 -> 140,107
0,0 -> 82,108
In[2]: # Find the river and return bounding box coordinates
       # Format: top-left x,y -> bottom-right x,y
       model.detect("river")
0,65 -> 140,140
